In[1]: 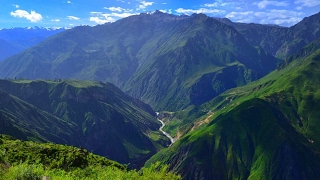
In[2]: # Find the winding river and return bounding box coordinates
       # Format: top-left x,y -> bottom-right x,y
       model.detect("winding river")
156,113 -> 175,146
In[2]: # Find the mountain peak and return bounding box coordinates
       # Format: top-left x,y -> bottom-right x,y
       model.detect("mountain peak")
190,13 -> 209,21
139,9 -> 175,19
154,10 -> 164,14
191,13 -> 208,17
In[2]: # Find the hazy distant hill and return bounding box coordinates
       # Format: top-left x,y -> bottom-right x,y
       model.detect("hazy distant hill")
0,27 -> 66,61
0,39 -> 23,61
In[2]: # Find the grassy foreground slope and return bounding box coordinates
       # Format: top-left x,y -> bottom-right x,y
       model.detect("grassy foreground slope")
0,135 -> 181,180
146,39 -> 320,179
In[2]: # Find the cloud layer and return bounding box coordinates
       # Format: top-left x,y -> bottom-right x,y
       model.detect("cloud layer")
11,9 -> 42,22
255,0 -> 289,9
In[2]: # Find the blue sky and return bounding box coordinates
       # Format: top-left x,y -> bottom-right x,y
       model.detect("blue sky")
0,0 -> 319,28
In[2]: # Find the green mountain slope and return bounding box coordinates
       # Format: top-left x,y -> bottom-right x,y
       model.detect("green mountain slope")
0,79 -> 169,168
123,13 -> 278,110
0,89 -> 81,145
0,11 -> 278,111
146,39 -> 320,179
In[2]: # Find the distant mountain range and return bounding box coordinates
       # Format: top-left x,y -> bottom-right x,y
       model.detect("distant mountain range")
0,27 -> 67,61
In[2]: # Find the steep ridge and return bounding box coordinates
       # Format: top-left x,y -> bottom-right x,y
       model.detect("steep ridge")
0,79 -> 169,168
220,11 -> 320,58
146,38 -> 320,179
0,89 -> 81,145
0,11 -> 278,111
276,12 -> 320,58
124,13 -> 278,110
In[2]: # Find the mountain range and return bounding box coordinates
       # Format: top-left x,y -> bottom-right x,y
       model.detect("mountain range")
1,12 -> 319,111
0,27 -> 66,61
0,10 -> 320,180
0,11 -> 281,111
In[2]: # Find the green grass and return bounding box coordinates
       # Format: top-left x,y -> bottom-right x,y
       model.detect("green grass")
0,135 -> 181,180
1,162 -> 181,180
162,118 -> 182,137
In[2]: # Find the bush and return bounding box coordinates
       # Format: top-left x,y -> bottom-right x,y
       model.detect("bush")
15,168 -> 41,180
1,163 -> 43,180
0,154 -> 4,163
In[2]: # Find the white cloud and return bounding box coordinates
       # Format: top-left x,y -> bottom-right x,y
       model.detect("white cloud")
90,17 -> 115,24
108,12 -> 137,18
10,9 -> 43,22
90,11 -> 137,25
12,4 -> 20,8
67,1 -> 72,4
274,17 -> 302,24
257,9 -> 303,18
105,7 -> 123,12
176,8 -> 226,15
255,0 -> 290,9
159,9 -> 172,14
226,10 -> 303,26
137,1 -> 154,10
295,0 -> 320,7
254,10 -> 303,25
226,11 -> 254,20
221,3 -> 230,7
51,19 -> 60,22
67,16 -> 80,20
90,12 -> 102,15
203,3 -> 219,7
104,7 -> 134,13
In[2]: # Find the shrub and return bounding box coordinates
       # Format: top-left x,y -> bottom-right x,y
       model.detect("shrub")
1,163 -> 43,180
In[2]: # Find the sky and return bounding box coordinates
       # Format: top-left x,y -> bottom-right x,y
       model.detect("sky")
0,0 -> 319,28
